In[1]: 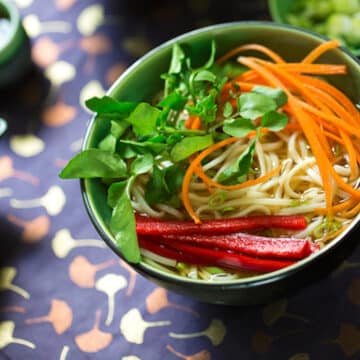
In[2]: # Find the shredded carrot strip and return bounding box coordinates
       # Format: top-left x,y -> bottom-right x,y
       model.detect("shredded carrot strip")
238,56 -> 335,214
299,75 -> 360,124
301,80 -> 360,132
273,63 -> 346,75
321,225 -> 348,243
341,201 -> 360,218
297,100 -> 360,139
195,164 -> 281,191
191,116 -> 201,130
302,40 -> 341,64
182,137 -> 240,223
315,198 -> 357,216
185,115 -> 201,130
216,43 -> 285,65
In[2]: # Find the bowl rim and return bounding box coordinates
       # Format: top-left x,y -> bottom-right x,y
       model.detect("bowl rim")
0,0 -> 25,65
81,20 -> 360,289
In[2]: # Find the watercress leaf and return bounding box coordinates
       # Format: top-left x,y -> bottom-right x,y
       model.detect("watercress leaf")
187,91 -> 218,123
236,140 -> 257,176
59,149 -> 127,179
110,189 -> 140,263
170,134 -> 213,162
107,180 -> 127,208
194,70 -> 217,83
164,165 -> 185,193
158,92 -> 187,110
223,118 -> 256,138
130,153 -> 154,175
117,143 -> 138,159
98,134 -> 117,153
260,111 -> 289,131
111,119 -> 130,138
145,166 -> 169,204
223,102 -> 233,118
238,92 -> 277,120
126,103 -> 160,137
85,96 -> 137,116
166,133 -> 182,145
252,85 -> 288,108
168,43 -> 186,74
120,139 -> 167,154
214,61 -> 248,78
217,140 -> 256,183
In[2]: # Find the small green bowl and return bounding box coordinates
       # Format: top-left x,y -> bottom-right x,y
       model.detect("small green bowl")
81,21 -> 360,305
0,0 -> 31,87
268,0 -> 360,56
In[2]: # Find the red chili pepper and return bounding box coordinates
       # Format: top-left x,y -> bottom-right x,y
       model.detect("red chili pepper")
136,214 -> 307,236
139,237 -> 295,273
153,232 -> 318,260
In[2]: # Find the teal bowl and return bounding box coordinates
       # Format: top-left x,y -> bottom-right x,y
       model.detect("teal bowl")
81,21 -> 360,305
0,0 -> 31,87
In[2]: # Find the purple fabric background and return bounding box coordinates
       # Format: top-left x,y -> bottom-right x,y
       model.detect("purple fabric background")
1,1 -> 360,359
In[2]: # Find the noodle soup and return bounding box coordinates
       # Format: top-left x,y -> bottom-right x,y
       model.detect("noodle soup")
61,23 -> 360,304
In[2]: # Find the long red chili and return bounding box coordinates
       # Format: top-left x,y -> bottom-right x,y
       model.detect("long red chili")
139,237 -> 295,273
152,232 -> 318,260
136,214 -> 307,236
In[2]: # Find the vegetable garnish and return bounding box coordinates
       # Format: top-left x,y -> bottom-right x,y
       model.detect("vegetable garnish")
60,39 -> 360,278
135,214 -> 308,235
142,232 -> 317,260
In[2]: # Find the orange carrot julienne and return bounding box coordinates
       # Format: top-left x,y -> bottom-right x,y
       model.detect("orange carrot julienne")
191,116 -> 201,130
237,56 -> 335,214
302,40 -> 341,64
194,163 -> 281,191
185,115 -> 201,130
298,75 -> 360,124
272,63 -> 346,75
216,43 -> 285,65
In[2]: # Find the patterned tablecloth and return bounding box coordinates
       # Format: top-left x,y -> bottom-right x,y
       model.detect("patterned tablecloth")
1,0 -> 360,359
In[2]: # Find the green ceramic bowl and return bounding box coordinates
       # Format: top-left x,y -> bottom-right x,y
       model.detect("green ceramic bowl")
268,0 -> 360,56
0,0 -> 31,87
81,22 -> 360,305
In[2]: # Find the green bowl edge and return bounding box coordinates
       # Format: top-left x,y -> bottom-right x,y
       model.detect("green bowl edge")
81,21 -> 360,288
0,0 -> 26,65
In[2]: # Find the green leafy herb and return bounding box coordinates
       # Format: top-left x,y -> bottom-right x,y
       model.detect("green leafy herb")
218,139 -> 257,184
109,187 -> 140,263
107,180 -> 128,208
85,96 -> 137,117
126,103 -> 160,137
238,92 -> 277,120
223,118 -> 256,138
223,102 -> 233,118
252,85 -> 288,108
170,134 -> 213,162
158,92 -> 187,110
120,139 -> 167,154
59,149 -> 127,179
130,153 -> 154,175
260,111 -> 289,131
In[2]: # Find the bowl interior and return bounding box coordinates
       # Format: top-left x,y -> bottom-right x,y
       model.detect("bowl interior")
82,22 -> 360,286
